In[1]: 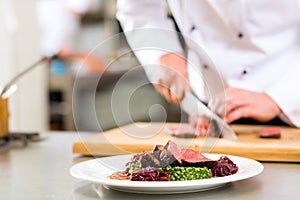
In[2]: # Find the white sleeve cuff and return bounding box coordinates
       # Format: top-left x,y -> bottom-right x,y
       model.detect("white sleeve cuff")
266,81 -> 300,128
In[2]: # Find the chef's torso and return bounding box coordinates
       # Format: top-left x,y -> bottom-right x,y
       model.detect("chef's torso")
168,0 -> 300,101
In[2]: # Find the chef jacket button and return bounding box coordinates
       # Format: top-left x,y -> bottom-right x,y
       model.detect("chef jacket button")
242,69 -> 247,75
238,32 -> 243,38
190,25 -> 196,32
203,64 -> 208,69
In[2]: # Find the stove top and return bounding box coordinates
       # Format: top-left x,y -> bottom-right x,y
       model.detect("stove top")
0,132 -> 41,148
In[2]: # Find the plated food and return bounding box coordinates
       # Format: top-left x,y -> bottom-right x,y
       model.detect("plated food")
108,141 -> 238,181
70,151 -> 263,193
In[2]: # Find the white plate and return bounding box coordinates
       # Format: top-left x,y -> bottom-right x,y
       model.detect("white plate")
70,154 -> 264,194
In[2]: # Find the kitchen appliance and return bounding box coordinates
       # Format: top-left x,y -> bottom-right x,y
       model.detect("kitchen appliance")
0,98 -> 9,138
0,56 -> 51,146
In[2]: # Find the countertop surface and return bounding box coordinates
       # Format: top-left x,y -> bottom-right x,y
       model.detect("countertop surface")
1,132 -> 299,200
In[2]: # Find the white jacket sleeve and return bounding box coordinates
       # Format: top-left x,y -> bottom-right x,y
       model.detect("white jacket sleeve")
36,0 -> 90,57
116,0 -> 184,83
266,48 -> 300,127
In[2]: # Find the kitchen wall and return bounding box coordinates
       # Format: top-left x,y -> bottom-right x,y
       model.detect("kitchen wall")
0,0 -> 48,132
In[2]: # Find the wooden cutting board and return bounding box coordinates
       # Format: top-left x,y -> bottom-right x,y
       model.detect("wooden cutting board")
73,122 -> 300,162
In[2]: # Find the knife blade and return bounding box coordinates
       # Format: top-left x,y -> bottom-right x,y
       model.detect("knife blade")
181,91 -> 237,140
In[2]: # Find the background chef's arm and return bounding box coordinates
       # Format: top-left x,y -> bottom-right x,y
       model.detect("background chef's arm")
116,0 -> 184,83
266,64 -> 300,127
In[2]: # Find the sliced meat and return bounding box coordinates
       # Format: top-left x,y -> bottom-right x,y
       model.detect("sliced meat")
141,145 -> 176,168
180,149 -> 211,163
153,145 -> 164,151
165,125 -> 198,138
141,140 -> 217,169
165,140 -> 182,163
140,153 -> 161,168
180,160 -> 217,168
172,144 -> 216,168
157,148 -> 176,167
259,127 -> 281,139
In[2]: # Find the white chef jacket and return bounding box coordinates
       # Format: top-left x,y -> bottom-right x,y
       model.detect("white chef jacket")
36,0 -> 90,57
116,0 -> 300,127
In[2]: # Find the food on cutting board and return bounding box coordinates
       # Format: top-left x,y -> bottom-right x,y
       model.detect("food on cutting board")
108,141 -> 238,181
259,127 -> 281,139
165,125 -> 198,138
166,116 -> 221,138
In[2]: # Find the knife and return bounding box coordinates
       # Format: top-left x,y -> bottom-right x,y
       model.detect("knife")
181,91 -> 237,140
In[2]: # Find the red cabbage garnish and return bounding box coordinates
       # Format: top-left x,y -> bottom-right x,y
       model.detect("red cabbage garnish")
125,152 -> 145,173
212,156 -> 238,177
130,167 -> 170,181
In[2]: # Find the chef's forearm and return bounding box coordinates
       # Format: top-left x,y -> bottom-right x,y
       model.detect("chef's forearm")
116,0 -> 184,83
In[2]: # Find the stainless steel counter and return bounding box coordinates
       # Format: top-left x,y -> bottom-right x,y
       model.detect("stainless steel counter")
1,132 -> 299,200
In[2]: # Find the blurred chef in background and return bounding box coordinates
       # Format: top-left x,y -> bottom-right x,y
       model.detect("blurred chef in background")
36,0 -> 105,74
116,0 -> 300,127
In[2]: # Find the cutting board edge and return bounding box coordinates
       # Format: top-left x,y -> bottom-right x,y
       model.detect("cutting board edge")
73,141 -> 300,162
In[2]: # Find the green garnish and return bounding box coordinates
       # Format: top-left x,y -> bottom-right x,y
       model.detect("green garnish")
125,152 -> 145,173
162,165 -> 212,181
128,161 -> 142,173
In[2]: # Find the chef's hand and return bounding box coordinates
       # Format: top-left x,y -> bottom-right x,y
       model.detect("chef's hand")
56,46 -> 74,60
208,88 -> 282,123
154,53 -> 191,103
55,48 -> 106,74
189,116 -> 211,136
